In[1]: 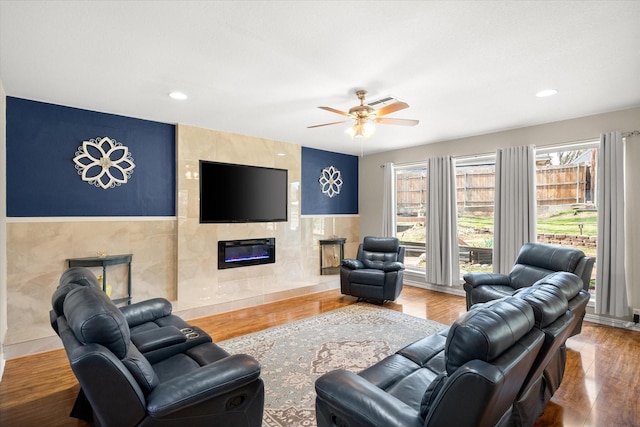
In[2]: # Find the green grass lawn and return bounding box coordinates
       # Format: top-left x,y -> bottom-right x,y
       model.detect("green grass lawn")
398,209 -> 597,246
399,208 -> 598,276
537,209 -> 597,236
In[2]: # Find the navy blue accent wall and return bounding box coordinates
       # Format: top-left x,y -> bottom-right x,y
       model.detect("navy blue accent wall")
301,147 -> 358,215
6,97 -> 175,216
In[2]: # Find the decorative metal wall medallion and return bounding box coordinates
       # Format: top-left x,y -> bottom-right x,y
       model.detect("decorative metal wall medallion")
318,165 -> 343,198
73,137 -> 136,189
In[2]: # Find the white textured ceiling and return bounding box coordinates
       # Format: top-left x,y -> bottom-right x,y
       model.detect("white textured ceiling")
1,1 -> 639,156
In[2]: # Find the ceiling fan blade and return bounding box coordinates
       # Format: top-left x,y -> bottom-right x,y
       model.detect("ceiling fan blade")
375,101 -> 409,117
375,117 -> 419,126
307,120 -> 351,129
318,106 -> 352,117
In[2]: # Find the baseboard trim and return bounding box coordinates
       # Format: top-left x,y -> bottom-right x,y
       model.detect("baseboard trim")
405,280 -> 466,297
584,312 -> 640,332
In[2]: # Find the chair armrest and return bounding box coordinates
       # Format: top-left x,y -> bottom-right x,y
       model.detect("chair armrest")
315,370 -> 423,427
463,273 -> 510,288
146,354 -> 261,417
119,298 -> 173,327
383,261 -> 405,272
130,326 -> 187,353
341,259 -> 364,270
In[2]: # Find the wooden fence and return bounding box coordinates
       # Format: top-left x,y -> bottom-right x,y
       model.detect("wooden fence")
396,163 -> 594,216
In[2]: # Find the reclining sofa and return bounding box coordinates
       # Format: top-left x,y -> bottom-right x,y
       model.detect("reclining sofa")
315,272 -> 583,427
50,267 -> 264,426
463,242 -> 594,336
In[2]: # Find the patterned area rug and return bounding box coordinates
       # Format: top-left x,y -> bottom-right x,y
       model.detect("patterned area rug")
219,303 -> 447,427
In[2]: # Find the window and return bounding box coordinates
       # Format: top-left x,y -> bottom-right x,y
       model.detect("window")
395,165 -> 427,271
391,141 -> 599,292
535,142 -> 598,294
456,156 -> 496,275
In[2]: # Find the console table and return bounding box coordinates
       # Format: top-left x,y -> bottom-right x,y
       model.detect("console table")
67,254 -> 132,305
319,238 -> 346,275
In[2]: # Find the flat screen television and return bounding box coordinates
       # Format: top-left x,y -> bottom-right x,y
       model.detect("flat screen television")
199,160 -> 288,223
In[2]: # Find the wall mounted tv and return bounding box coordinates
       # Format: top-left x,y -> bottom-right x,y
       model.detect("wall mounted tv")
199,160 -> 288,223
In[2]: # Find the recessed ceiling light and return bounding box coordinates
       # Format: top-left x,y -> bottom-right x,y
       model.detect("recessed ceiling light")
536,89 -> 558,98
169,91 -> 188,100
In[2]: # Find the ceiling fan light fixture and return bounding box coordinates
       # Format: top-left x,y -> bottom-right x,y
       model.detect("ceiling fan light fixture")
309,89 -> 416,139
346,119 -> 375,139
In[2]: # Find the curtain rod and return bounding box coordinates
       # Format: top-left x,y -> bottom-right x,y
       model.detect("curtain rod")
380,130 -> 639,168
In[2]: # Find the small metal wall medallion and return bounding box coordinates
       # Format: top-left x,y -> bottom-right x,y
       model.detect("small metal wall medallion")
73,137 -> 136,189
318,165 -> 343,198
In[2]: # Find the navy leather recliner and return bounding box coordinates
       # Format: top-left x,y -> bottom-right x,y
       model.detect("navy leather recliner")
340,236 -> 405,303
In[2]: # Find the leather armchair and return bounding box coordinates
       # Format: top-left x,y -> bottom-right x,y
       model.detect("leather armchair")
463,242 -> 594,336
315,297 -> 545,427
340,236 -> 405,303
51,267 -> 264,426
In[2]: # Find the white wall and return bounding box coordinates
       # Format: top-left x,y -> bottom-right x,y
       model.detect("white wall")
360,107 -> 640,312
1,80 -> 7,380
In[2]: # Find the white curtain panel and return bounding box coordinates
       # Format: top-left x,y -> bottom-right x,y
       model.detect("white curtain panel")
426,156 -> 460,285
381,162 -> 396,237
493,145 -> 537,273
595,132 -> 628,317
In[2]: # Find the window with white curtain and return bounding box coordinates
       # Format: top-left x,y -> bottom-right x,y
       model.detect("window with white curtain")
535,141 -> 599,294
456,155 -> 497,276
392,141 -> 599,290
395,164 -> 428,271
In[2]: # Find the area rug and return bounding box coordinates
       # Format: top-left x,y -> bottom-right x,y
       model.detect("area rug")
219,303 -> 447,427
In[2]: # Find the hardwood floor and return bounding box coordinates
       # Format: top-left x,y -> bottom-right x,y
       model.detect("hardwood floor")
1,286 -> 638,426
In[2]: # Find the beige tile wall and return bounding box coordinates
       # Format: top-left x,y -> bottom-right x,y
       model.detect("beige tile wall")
4,124 -> 359,358
5,219 -> 176,355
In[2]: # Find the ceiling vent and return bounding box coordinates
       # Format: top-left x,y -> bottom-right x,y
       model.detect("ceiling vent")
366,95 -> 401,109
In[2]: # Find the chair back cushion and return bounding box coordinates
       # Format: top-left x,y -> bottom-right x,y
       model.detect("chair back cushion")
533,271 -> 583,302
513,283 -> 568,329
64,285 -> 131,359
445,297 -> 534,373
360,236 -> 401,267
52,267 -> 100,317
509,243 -> 586,289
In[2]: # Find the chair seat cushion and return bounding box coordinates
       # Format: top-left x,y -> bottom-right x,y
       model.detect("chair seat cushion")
350,269 -> 386,286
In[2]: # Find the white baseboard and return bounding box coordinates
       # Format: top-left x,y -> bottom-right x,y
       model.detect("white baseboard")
405,279 -> 466,297
584,312 -> 640,332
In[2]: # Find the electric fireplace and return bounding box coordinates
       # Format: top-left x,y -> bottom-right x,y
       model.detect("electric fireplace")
218,238 -> 276,269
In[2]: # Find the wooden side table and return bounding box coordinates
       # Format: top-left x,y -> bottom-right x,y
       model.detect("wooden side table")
319,238 -> 346,275
67,254 -> 133,305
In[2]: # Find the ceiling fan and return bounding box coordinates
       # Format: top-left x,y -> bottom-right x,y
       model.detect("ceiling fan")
308,90 -> 419,138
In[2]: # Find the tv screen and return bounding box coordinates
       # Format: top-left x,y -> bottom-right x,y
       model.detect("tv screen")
199,161 -> 288,223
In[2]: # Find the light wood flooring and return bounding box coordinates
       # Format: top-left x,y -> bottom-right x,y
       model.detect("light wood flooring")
1,286 -> 638,426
